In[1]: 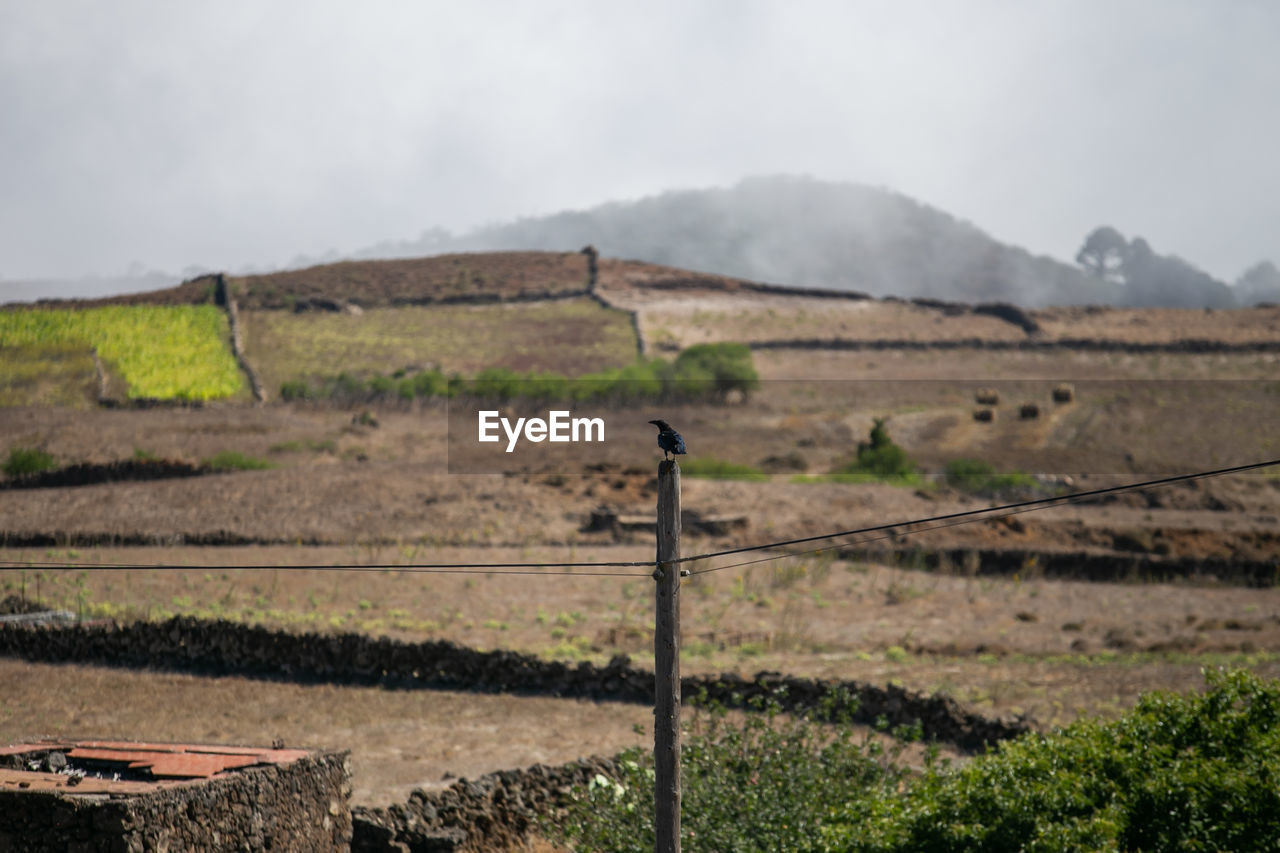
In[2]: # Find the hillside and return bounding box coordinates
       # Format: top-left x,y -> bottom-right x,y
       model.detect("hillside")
358,176 -> 1113,307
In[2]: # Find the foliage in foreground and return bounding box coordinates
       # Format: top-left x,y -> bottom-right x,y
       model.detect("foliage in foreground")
279,341 -> 759,404
552,690 -> 909,852
552,669 -> 1280,852
0,306 -> 243,400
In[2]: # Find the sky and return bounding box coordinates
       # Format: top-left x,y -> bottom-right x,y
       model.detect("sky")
2,0 -> 1277,295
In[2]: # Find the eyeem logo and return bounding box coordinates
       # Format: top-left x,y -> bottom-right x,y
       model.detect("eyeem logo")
477,410 -> 606,453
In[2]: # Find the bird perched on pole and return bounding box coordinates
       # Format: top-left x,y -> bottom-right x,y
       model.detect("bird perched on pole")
648,419 -> 687,460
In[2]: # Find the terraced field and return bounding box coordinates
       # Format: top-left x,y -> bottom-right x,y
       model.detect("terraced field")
1,252 -> 1278,847
240,298 -> 638,394
0,305 -> 244,401
0,344 -> 99,407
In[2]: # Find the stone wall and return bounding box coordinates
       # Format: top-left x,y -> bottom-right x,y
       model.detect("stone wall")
0,751 -> 351,852
0,616 -> 1029,752
351,756 -> 616,852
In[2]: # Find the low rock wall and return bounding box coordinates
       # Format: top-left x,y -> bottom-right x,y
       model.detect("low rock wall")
0,751 -> 351,852
351,756 -> 616,852
0,616 -> 1029,752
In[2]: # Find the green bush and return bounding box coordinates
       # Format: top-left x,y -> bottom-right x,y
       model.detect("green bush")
204,450 -> 274,472
829,418 -> 918,484
279,378 -> 314,401
470,367 -> 523,399
827,668 -> 1280,851
367,374 -> 394,395
680,458 -> 769,481
552,690 -> 905,852
551,670 -> 1280,853
3,447 -> 57,478
673,342 -> 759,399
412,368 -> 450,398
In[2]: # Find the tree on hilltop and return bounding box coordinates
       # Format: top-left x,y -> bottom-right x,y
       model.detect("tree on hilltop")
1075,226 -> 1233,308
1075,225 -> 1129,284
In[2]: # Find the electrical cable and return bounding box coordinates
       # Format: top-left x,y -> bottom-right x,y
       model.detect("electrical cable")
674,457 -> 1280,568
1,458 -> 1275,577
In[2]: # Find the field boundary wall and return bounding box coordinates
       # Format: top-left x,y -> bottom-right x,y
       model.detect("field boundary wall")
0,614 -> 1030,753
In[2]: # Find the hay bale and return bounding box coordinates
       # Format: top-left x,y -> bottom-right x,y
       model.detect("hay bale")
1052,383 -> 1075,403
973,408 -> 996,422
975,388 -> 1000,406
1019,403 -> 1040,420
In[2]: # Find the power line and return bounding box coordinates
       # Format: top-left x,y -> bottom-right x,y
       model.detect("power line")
0,557 -> 652,574
1,458 -> 1276,577
688,489 -> 1093,576
676,457 -> 1280,569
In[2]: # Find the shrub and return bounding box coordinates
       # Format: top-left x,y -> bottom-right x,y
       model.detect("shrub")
470,367 -> 523,400
551,670 -> 1280,853
367,374 -> 394,395
3,447 -> 57,478
830,418 -> 918,483
279,379 -> 314,401
672,342 -> 759,399
827,668 -> 1280,852
551,690 -> 905,853
411,368 -> 450,398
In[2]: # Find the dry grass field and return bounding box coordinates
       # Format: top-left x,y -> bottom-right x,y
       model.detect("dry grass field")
2,259 -> 1279,816
241,298 -> 638,393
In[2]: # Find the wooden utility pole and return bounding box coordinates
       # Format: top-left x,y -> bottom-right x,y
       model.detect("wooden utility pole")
654,459 -> 682,853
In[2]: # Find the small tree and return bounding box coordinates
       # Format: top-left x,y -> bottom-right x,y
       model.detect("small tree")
849,418 -> 914,477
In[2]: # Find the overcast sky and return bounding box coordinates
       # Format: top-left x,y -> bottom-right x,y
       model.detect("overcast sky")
2,0 -> 1277,292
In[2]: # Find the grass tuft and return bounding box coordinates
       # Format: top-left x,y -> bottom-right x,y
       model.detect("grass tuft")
2,447 -> 57,478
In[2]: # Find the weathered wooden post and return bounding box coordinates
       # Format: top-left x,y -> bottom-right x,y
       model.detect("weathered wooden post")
654,458 -> 682,853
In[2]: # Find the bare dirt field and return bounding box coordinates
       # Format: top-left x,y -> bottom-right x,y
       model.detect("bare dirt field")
0,657 -> 654,808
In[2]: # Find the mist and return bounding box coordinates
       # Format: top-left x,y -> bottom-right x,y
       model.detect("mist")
347,176 -> 1276,309
2,3 -> 1277,306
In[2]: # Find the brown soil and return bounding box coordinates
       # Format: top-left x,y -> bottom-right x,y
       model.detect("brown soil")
0,658 -> 652,808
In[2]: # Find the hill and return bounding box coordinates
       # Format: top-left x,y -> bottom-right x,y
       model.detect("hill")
357,175 -> 1113,307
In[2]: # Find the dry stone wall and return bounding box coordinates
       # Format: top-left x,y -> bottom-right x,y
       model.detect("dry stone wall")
0,616 -> 1029,752
351,756 -> 617,853
0,751 -> 351,852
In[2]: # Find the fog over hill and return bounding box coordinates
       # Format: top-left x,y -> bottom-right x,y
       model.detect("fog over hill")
352,176 -> 1276,309
7,177 -> 1277,308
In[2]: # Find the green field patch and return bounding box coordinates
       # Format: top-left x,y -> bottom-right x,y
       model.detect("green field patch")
0,306 -> 243,401
0,343 -> 99,407
680,457 -> 769,481
241,299 -> 638,393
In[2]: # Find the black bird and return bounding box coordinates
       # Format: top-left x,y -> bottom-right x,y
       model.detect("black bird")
648,419 -> 687,460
